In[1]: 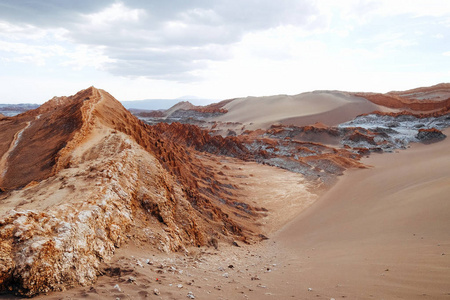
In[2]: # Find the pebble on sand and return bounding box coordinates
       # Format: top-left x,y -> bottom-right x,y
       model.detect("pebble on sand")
113,284 -> 121,292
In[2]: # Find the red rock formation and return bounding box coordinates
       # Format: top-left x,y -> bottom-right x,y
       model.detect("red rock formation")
388,83 -> 450,100
191,99 -> 233,113
129,109 -> 165,118
351,83 -> 450,115
346,129 -> 377,145
0,91 -> 85,190
0,88 -> 260,296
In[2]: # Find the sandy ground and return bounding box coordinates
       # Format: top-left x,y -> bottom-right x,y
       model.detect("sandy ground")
267,128 -> 450,299
7,130 -> 450,300
203,155 -> 320,235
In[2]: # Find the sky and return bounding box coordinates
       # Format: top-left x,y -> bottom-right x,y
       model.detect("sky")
0,0 -> 449,104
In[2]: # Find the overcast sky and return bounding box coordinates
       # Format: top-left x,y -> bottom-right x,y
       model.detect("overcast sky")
0,0 -> 449,104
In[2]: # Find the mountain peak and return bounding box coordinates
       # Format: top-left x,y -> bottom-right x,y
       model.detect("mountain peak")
0,88 -> 264,296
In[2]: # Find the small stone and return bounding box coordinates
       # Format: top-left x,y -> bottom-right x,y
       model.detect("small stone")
187,291 -> 195,299
331,298 -> 336,300
218,266 -> 225,272
127,276 -> 136,283
222,272 -> 229,278
178,284 -> 183,288
113,284 -> 121,292
308,288 -> 312,291
153,288 -> 160,295
228,264 -> 234,269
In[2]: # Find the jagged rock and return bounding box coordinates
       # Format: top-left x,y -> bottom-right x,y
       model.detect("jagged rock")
416,128 -> 446,143
0,87 -> 258,296
340,113 -> 450,151
187,291 -> 195,299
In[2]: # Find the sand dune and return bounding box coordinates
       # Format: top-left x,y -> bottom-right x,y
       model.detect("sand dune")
216,91 -> 383,129
267,128 -> 450,299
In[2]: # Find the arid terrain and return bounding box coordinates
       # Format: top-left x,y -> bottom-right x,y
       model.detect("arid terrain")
0,84 -> 449,299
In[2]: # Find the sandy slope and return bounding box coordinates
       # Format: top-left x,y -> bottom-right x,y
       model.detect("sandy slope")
215,91 -> 383,129
267,128 -> 450,299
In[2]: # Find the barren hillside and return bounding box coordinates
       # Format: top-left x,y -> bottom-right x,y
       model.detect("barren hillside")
0,87 -> 275,296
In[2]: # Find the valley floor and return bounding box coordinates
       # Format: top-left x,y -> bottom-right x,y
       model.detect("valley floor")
23,129 -> 450,300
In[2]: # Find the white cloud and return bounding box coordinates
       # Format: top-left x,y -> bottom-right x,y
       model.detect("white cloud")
61,45 -> 116,70
316,0 -> 450,19
0,40 -> 64,66
0,0 -> 449,103
0,20 -> 114,71
373,0 -> 450,17
83,2 -> 145,26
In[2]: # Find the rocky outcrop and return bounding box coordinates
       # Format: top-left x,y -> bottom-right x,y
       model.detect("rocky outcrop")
0,88 -> 260,296
339,113 -> 450,151
351,83 -> 450,114
416,128 -> 446,143
388,83 -> 450,101
0,91 -> 85,190
150,122 -> 365,186
190,99 -> 233,113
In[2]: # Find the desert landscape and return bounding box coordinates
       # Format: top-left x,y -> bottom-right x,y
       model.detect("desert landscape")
0,83 -> 448,299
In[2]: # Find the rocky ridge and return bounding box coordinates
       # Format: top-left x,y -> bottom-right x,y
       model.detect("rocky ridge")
0,88 -> 263,296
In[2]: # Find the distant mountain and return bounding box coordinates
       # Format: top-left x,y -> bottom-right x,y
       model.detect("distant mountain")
121,98 -> 215,110
0,103 -> 40,116
120,99 -> 180,110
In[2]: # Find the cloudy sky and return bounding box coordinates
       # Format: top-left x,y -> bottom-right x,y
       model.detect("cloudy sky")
0,0 -> 449,104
